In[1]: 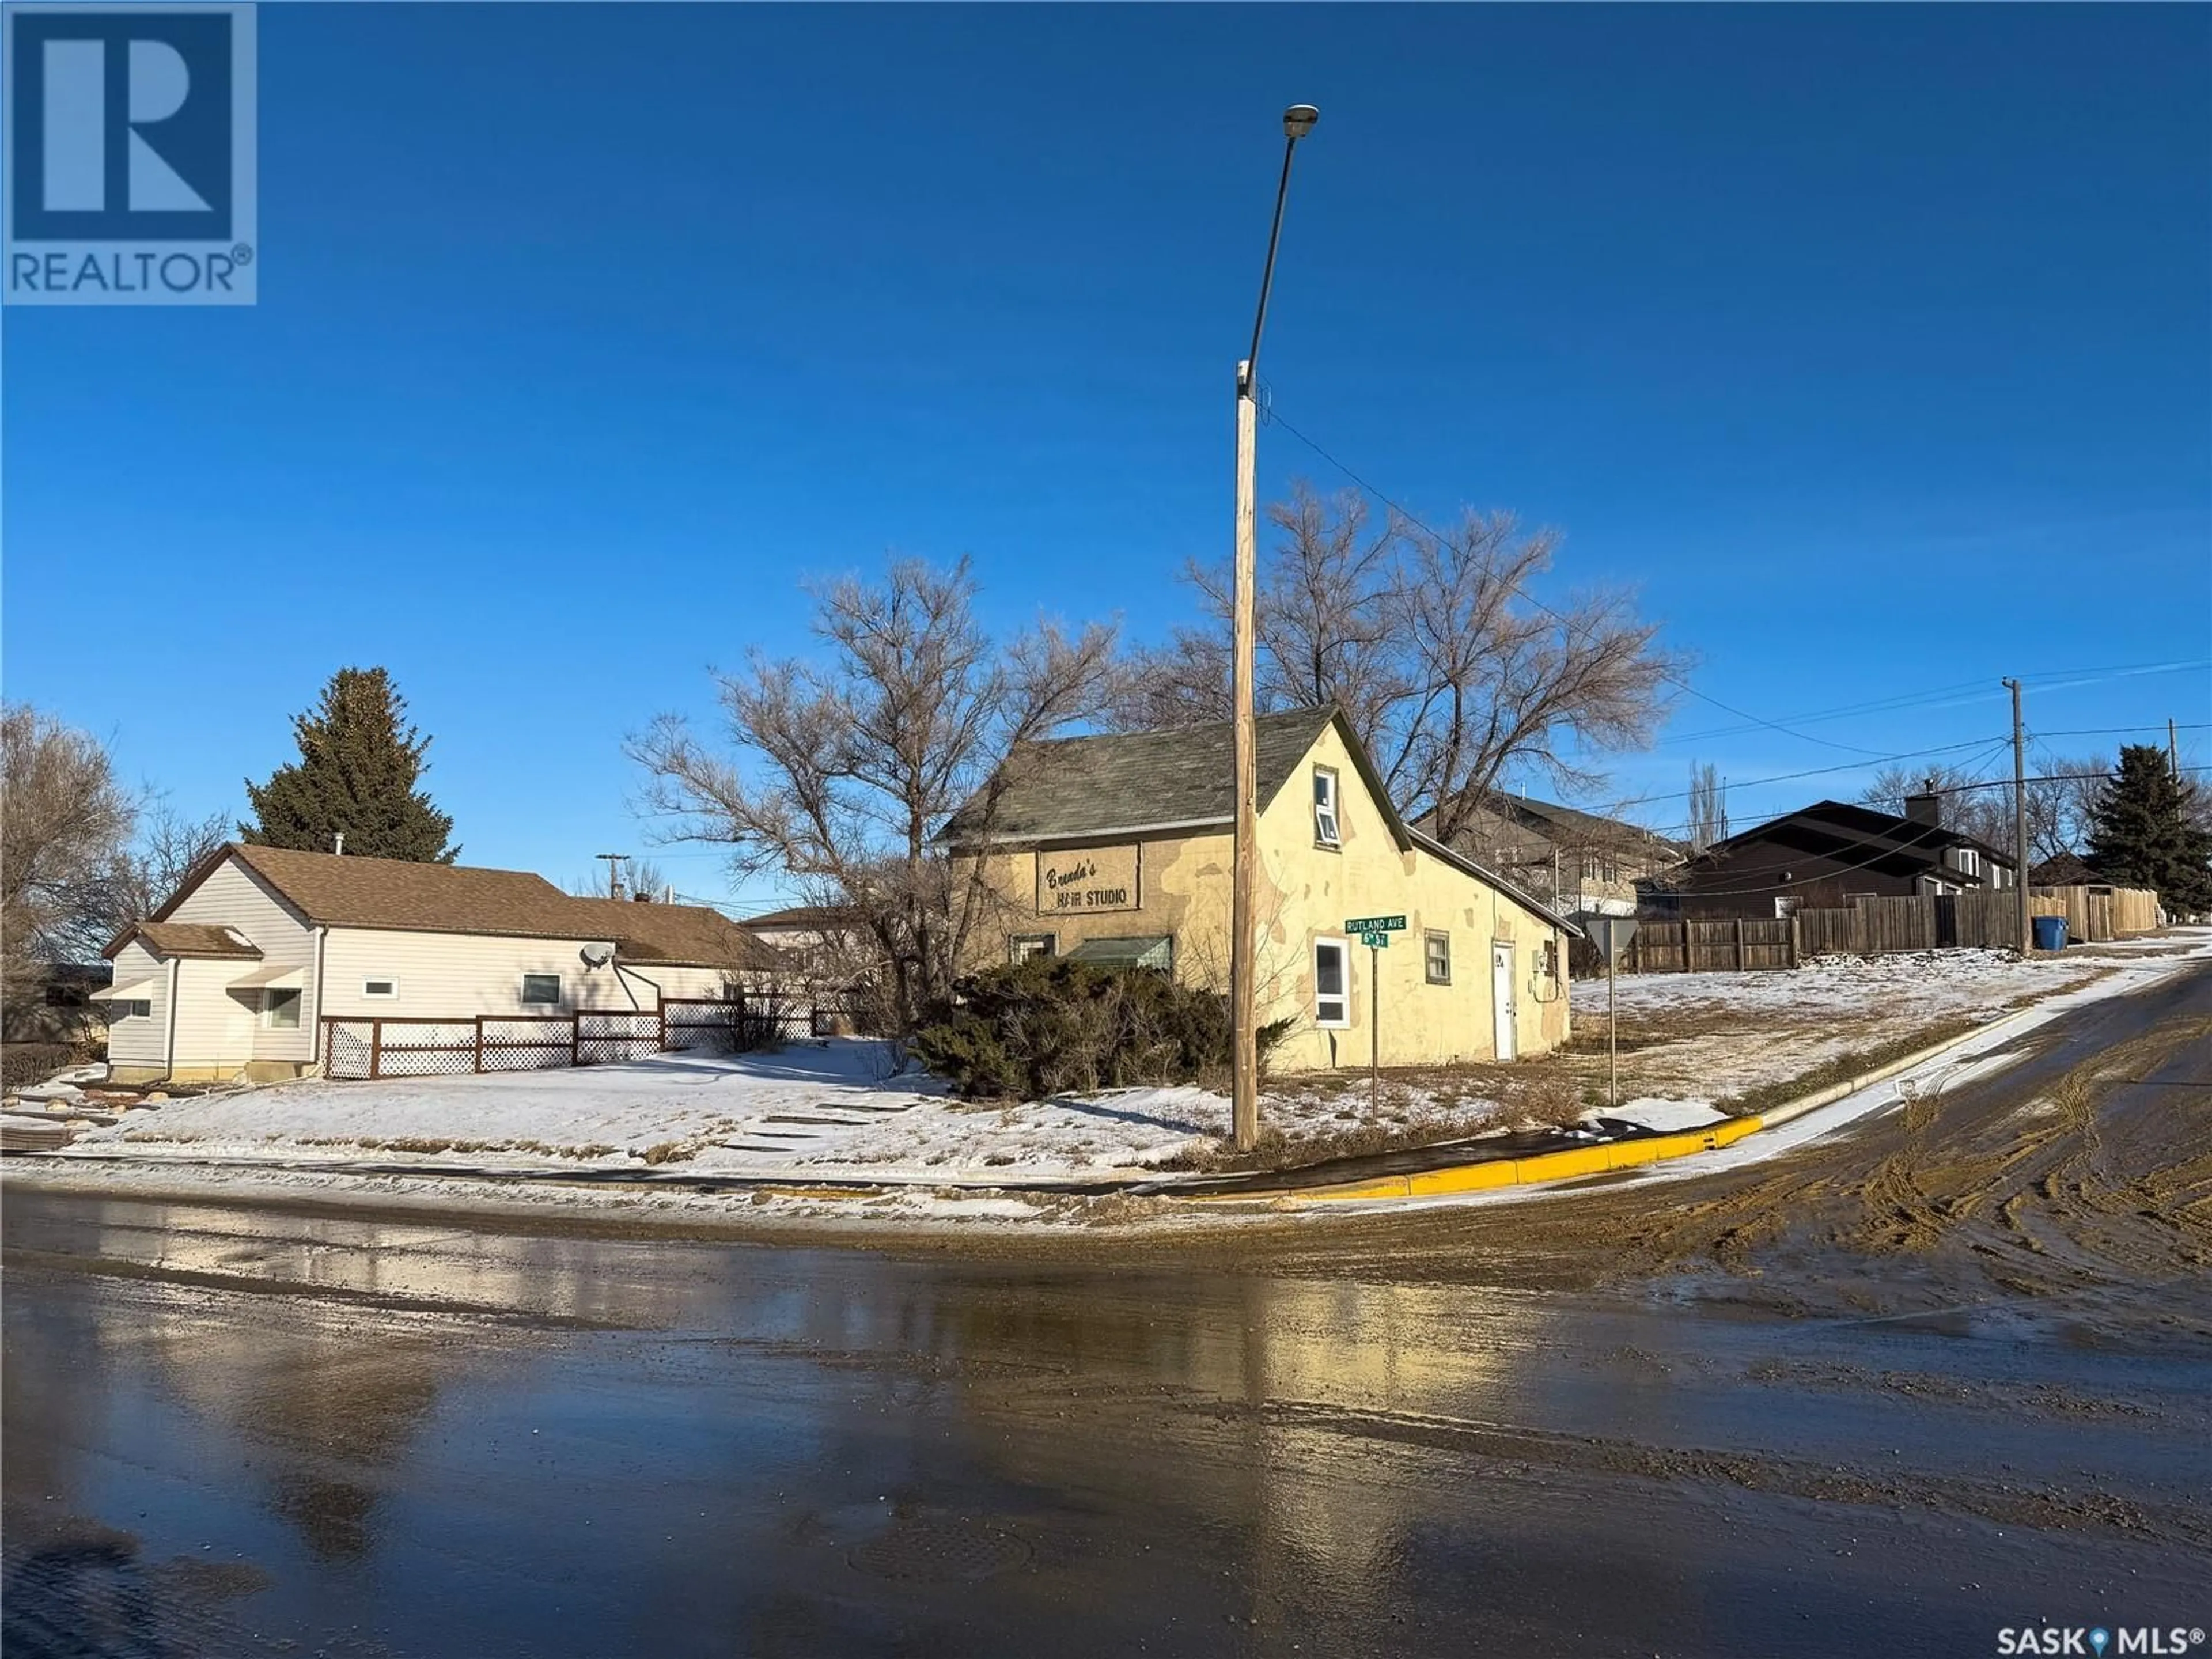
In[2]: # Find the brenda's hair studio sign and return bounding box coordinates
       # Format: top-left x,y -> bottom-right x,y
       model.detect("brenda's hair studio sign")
1035,846 -> 1140,914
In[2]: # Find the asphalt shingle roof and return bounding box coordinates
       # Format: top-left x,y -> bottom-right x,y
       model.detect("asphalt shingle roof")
128,922 -> 261,959
938,707 -> 1340,844
130,844 -> 777,970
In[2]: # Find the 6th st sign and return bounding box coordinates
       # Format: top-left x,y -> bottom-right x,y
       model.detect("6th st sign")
1343,915 -> 1406,1111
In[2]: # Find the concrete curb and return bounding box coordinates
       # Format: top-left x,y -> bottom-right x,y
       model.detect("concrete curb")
1756,1003 -> 2040,1128
1200,1006 -> 2041,1208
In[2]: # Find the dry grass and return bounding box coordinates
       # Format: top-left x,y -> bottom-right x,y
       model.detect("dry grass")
1714,1017 -> 1982,1119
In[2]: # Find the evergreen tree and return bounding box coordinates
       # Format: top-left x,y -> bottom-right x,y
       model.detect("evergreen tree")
243,668 -> 458,862
2085,744 -> 2212,914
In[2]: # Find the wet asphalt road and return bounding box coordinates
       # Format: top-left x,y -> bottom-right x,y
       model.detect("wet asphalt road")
7,1179 -> 2211,1659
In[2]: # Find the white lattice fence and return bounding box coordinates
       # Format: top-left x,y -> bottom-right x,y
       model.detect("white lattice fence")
479,1016 -> 572,1072
575,1010 -> 661,1066
323,1020 -> 377,1079
372,1021 -> 478,1077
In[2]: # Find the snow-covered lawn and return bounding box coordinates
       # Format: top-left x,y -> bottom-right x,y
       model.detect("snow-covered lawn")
44,931 -> 2212,1195
1558,936 -> 2212,1107
66,1040 -> 1499,1183
1569,946 -> 2100,1024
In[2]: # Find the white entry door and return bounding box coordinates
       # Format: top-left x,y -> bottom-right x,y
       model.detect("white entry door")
1491,942 -> 1518,1061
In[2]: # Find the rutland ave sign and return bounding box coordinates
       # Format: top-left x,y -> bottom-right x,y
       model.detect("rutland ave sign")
1346,914 -> 1404,949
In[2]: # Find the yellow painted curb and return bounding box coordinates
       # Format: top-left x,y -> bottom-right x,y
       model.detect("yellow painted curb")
1193,1113 -> 1766,1205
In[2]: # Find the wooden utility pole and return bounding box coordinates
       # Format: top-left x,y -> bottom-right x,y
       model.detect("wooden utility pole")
1229,105 -> 1318,1153
597,852 -> 627,902
2005,679 -> 2029,954
1231,373 -> 1261,1149
2171,718 -> 2182,781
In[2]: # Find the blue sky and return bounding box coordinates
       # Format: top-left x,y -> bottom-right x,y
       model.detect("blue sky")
6,4 -> 2207,907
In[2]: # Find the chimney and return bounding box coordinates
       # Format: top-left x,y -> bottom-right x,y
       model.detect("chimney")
332,832 -> 345,856
1903,778 -> 1941,828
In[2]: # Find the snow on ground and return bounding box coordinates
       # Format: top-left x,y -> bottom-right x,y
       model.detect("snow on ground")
1569,947 -> 2103,1022
43,931 -> 2212,1200
63,1040 -> 1454,1183
1597,1099 -> 1729,1133
1549,941 -> 2212,1108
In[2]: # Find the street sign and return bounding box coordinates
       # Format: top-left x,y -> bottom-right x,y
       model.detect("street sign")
1359,930 -> 1390,949
1344,914 -> 1406,934
1586,916 -> 1638,962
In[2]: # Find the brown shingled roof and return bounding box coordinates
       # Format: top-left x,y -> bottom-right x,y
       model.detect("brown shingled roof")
125,922 -> 262,959
126,925 -> 261,960
135,844 -> 775,970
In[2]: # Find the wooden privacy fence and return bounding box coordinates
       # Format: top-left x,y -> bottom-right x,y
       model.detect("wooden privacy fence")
320,995 -> 802,1081
2030,883 -> 2160,943
1582,882 -> 2159,978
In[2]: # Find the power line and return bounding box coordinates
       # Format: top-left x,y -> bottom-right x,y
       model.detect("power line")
1262,402 -> 1897,759
2026,722 -> 2210,740
1623,739 -> 2016,843
1516,736 -> 2012,835
1257,400 -> 2210,766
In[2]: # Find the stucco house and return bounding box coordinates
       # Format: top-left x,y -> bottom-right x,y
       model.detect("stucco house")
939,706 -> 1575,1071
99,843 -> 779,1084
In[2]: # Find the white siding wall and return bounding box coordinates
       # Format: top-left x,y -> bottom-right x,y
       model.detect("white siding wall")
169,856 -> 320,1062
172,959 -> 256,1072
319,929 -> 723,1018
104,941 -> 171,1069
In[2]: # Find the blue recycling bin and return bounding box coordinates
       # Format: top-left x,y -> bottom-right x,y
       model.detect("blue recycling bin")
2032,915 -> 2068,952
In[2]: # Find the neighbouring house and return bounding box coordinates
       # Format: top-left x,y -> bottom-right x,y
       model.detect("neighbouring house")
1424,793 -> 1686,922
741,903 -> 860,959
938,705 -> 1576,1071
2025,853 -> 2113,888
99,843 -> 781,1085
1658,791 -> 2018,921
2,961 -> 113,1048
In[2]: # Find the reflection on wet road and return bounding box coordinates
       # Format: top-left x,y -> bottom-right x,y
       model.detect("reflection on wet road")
5,1188 -> 2210,1658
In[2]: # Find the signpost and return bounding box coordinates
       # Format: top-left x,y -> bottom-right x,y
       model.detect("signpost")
1344,916 -> 1405,1115
1584,917 -> 1639,1110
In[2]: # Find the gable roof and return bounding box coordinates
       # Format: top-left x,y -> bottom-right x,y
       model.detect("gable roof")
131,844 -> 775,970
940,706 -> 1575,935
1692,800 -> 2014,882
2028,852 -> 2123,888
938,706 -> 1404,848
742,904 -> 858,930
1429,791 -> 1688,861
116,922 -> 262,960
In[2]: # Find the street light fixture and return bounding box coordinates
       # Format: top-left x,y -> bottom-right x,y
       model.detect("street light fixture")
1230,103 -> 1318,1153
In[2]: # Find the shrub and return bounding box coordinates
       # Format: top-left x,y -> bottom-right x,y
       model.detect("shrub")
911,957 -> 1291,1100
2,1041 -> 75,1093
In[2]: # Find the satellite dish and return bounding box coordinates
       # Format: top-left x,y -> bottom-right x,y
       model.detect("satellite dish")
579,942 -> 616,967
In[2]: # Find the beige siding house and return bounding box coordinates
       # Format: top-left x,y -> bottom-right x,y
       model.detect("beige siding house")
941,706 -> 1575,1071
100,843 -> 777,1084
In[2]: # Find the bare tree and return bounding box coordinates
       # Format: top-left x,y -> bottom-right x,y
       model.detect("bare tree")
569,856 -> 668,900
2,704 -> 138,994
111,803 -> 230,925
1109,483 -> 1687,840
1857,764 -> 2012,849
1687,762 -> 1728,853
628,557 -> 1116,1028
